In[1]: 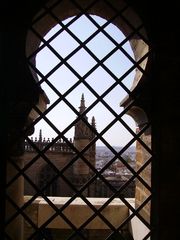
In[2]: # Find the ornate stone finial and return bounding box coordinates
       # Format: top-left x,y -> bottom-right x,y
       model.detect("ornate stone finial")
91,116 -> 96,128
39,129 -> 42,142
79,93 -> 86,113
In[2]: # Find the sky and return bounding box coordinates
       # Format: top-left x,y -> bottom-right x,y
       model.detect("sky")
33,14 -> 136,147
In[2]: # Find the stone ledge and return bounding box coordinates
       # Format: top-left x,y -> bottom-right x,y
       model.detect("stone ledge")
24,196 -> 135,230
38,197 -> 134,229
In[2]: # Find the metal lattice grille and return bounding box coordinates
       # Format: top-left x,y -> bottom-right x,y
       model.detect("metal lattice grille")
6,0 -> 152,239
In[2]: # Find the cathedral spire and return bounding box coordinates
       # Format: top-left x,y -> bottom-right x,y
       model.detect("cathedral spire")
79,93 -> 86,113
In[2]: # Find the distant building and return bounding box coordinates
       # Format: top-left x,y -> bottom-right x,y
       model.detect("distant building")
23,94 -> 135,198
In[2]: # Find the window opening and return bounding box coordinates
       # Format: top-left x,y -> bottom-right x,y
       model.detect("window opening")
6,1 -> 152,240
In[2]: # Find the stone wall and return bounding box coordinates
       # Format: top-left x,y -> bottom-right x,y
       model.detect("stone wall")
135,128 -> 151,223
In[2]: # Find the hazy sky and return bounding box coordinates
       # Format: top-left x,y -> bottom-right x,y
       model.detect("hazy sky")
33,14 -> 136,147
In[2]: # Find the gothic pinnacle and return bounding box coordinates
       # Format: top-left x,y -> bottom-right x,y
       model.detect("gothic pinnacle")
91,116 -> 96,128
79,93 -> 86,113
39,129 -> 42,142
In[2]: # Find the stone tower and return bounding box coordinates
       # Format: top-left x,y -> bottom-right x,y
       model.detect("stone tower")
73,94 -> 96,176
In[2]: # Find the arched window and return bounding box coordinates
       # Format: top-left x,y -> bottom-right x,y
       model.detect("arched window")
6,0 -> 153,239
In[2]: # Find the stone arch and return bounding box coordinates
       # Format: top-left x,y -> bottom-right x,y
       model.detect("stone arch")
26,0 -> 149,90
25,0 -> 152,232
38,164 -> 58,196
